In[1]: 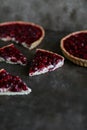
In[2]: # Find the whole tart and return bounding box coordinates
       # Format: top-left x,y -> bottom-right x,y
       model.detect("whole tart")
0,43 -> 27,65
60,30 -> 87,67
0,21 -> 45,50
29,49 -> 64,76
0,69 -> 31,95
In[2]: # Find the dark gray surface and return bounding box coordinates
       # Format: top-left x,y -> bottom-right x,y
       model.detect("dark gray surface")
0,30 -> 87,130
0,0 -> 87,31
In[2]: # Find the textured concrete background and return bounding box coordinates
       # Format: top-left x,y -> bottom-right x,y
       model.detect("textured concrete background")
0,0 -> 87,31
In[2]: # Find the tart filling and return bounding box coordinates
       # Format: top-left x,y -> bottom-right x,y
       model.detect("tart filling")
61,31 -> 87,67
0,21 -> 45,50
29,49 -> 64,76
0,69 -> 31,95
0,44 -> 27,65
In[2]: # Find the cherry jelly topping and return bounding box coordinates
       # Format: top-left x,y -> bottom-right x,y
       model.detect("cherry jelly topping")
0,23 -> 42,46
63,32 -> 87,59
0,44 -> 27,65
0,69 -> 28,92
29,49 -> 63,73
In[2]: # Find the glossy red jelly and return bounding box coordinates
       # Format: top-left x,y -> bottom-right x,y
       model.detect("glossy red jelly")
0,69 -> 28,92
63,32 -> 87,59
0,23 -> 42,47
0,44 -> 27,65
29,49 -> 63,74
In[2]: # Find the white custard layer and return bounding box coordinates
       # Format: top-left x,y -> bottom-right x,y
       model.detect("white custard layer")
0,56 -> 26,66
29,59 -> 64,76
0,87 -> 31,95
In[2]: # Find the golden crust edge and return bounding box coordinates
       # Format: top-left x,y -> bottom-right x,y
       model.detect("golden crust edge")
29,26 -> 45,50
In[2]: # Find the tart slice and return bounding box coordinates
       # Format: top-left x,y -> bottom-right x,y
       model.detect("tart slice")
29,49 -> 64,76
0,21 -> 45,50
61,30 -> 87,67
0,44 -> 27,65
0,69 -> 31,95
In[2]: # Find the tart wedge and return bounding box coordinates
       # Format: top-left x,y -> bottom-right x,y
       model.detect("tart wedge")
0,69 -> 31,95
0,44 -> 27,65
29,49 -> 64,76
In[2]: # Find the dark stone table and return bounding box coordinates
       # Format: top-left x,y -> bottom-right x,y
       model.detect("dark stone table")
0,30 -> 87,130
